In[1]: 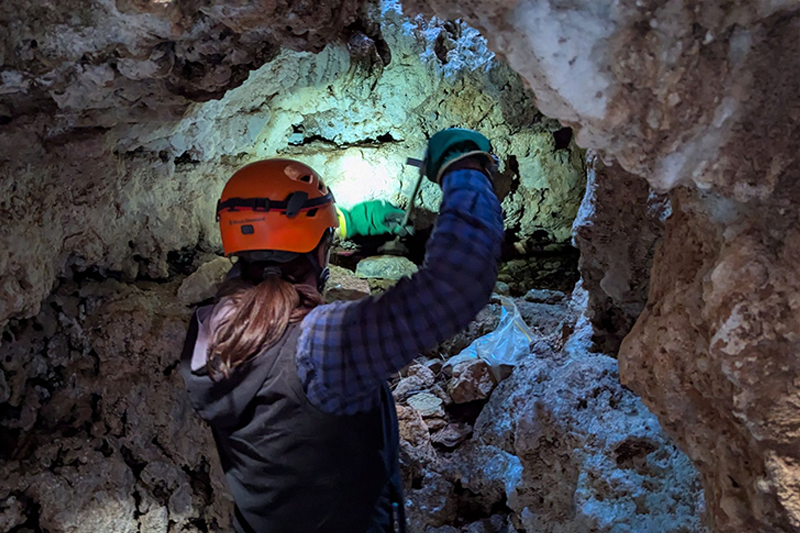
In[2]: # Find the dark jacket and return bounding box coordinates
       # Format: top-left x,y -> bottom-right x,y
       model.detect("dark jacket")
180,306 -> 403,533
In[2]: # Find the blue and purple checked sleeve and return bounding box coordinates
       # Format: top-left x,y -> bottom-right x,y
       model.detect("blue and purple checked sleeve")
296,169 -> 504,415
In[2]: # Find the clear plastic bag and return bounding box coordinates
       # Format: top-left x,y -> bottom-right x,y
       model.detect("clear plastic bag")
443,297 -> 535,381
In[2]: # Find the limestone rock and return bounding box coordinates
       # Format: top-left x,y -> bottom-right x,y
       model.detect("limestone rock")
513,298 -> 570,336
619,186 -> 800,532
572,155 -> 668,353
431,422 -> 473,449
447,359 -> 496,404
407,392 -> 445,418
405,471 -> 458,531
397,404 -> 437,469
405,0 -> 800,199
0,4 -> 586,327
356,255 -> 419,280
426,418 -> 447,432
403,3 -> 800,531
394,364 -> 436,401
176,256 -> 233,305
473,340 -> 706,533
0,281 -> 231,533
437,444 -> 523,519
496,252 -> 580,295
494,281 -> 511,296
323,265 -> 371,302
524,289 -> 566,305
0,496 -> 26,532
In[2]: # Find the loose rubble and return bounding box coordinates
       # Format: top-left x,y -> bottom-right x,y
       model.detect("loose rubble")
392,284 -> 706,533
446,359 -> 496,404
323,265 -> 372,302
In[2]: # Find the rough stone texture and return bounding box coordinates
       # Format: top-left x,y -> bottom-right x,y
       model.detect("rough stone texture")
394,364 -> 437,402
356,255 -> 419,280
404,2 -> 800,531
404,0 -> 799,198
0,1 -> 585,327
472,338 -> 706,532
176,256 -> 233,305
396,286 -> 706,533
408,392 -> 446,418
0,495 -> 25,531
323,264 -> 371,302
496,249 -> 580,295
0,0 -> 369,125
0,280 -> 230,532
572,154 -> 669,353
447,359 -> 496,404
620,185 -> 800,532
430,422 -> 472,449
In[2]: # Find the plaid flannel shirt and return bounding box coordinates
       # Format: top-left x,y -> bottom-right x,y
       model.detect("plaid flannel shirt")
296,169 -> 504,415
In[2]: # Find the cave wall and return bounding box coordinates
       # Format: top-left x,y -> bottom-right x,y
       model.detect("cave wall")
0,0 -> 586,328
1,279 -> 231,533
406,1 -> 800,531
3,0 -> 799,532
0,3 -> 595,532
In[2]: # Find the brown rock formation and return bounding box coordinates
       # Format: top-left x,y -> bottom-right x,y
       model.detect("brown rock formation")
620,184 -> 800,531
572,154 -> 668,354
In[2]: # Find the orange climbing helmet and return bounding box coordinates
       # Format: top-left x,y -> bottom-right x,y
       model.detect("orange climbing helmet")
217,159 -> 339,257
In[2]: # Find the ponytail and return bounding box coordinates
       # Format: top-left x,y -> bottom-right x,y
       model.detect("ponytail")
207,273 -> 323,380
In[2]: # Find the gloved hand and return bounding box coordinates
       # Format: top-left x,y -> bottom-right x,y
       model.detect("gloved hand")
337,201 -> 414,239
424,128 -> 495,184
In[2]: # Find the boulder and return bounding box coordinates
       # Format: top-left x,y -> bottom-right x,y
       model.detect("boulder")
394,365 -> 437,402
431,422 -> 473,449
355,256 -> 419,280
407,392 -> 445,418
323,265 -> 371,302
176,257 -> 233,305
447,359 -> 497,404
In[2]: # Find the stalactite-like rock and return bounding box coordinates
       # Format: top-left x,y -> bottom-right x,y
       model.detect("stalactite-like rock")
572,153 -> 668,354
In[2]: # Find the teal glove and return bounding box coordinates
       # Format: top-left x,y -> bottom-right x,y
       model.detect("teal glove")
424,128 -> 495,184
337,201 -> 414,239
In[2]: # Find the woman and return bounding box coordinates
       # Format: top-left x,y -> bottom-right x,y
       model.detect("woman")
181,129 -> 504,533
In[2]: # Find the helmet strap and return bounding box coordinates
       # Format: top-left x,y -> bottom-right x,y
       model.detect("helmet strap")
306,228 -> 334,293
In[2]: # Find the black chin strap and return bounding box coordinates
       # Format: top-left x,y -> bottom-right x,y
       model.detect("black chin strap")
304,250 -> 330,293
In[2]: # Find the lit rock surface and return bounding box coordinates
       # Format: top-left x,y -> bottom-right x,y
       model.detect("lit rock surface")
356,255 -> 419,280
474,339 -> 705,532
398,288 -> 706,532
619,185 -> 800,532
0,1 -> 585,327
404,0 -> 800,197
323,265 -> 372,302
447,359 -> 496,404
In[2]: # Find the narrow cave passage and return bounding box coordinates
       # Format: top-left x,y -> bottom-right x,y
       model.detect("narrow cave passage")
11,1 -> 794,532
